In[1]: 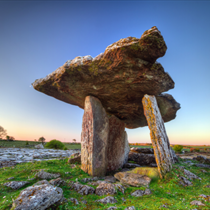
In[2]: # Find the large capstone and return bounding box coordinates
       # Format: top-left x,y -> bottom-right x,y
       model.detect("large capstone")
142,94 -> 174,178
32,26 -> 180,129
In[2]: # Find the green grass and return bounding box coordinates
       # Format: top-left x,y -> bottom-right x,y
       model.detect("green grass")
0,158 -> 209,210
0,140 -> 81,150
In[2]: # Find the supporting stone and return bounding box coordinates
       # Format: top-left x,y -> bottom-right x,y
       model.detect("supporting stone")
107,115 -> 130,172
81,96 -> 109,177
142,94 -> 174,179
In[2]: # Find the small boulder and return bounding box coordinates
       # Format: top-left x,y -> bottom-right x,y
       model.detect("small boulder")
190,200 -> 205,206
115,183 -> 126,194
34,180 -> 50,186
104,176 -> 116,183
35,144 -> 44,149
12,184 -> 64,210
3,181 -> 29,190
114,172 -> 151,187
131,190 -> 144,197
107,207 -> 117,210
195,156 -> 210,164
179,176 -> 192,186
49,178 -> 66,186
69,198 -> 79,205
95,196 -> 117,204
130,147 -> 154,154
123,163 -> 141,168
72,183 -> 95,195
95,183 -> 116,196
35,170 -> 60,180
124,207 -> 135,210
195,163 -> 210,169
67,152 -> 81,164
128,152 -> 156,166
184,169 -> 201,180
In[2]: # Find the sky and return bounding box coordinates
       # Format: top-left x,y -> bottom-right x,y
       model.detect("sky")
0,0 -> 210,145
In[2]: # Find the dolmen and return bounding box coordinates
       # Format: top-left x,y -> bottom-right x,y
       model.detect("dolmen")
32,26 -> 180,179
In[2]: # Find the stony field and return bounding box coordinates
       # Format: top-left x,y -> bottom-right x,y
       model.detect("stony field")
0,142 -> 209,210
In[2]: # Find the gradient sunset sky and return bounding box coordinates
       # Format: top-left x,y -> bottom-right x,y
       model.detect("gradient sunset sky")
0,0 -> 210,145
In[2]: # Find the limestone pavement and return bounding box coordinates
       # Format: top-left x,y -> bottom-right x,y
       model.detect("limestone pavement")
0,148 -> 80,168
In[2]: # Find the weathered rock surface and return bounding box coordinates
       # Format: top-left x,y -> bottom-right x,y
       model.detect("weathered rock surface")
104,176 -> 117,183
0,148 -> 79,168
131,190 -> 144,197
67,152 -> 81,164
190,200 -> 205,206
123,163 -> 141,168
195,163 -> 210,169
114,172 -> 151,187
95,183 -> 116,196
194,155 -> 210,164
35,170 -> 60,180
72,183 -> 95,195
179,176 -> 193,186
35,144 -> 44,149
49,178 -> 66,186
131,167 -> 159,179
12,184 -> 64,210
107,115 -> 130,172
3,181 -> 29,190
32,26 -> 180,129
130,147 -> 154,154
142,94 -> 174,178
81,96 -> 109,177
128,152 -> 156,166
184,169 -> 201,180
125,207 -> 135,210
95,196 -> 117,204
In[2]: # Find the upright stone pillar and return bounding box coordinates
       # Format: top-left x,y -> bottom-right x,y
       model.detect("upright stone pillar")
81,96 -> 109,177
107,115 -> 130,172
142,94 -> 174,179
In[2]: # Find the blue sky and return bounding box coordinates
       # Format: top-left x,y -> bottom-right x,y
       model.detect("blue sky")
0,1 -> 210,145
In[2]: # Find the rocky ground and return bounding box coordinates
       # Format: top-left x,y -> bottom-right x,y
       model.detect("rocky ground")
0,148 -> 80,168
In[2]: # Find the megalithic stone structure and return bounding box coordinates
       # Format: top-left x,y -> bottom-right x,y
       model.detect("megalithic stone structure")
142,94 -> 174,179
81,96 -> 109,177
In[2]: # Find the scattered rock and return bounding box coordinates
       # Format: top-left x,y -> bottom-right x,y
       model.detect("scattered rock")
49,178 -> 66,186
195,163 -> 210,169
124,206 -> 135,210
128,152 -> 156,166
95,183 -> 116,196
190,200 -> 205,206
114,172 -> 151,187
144,189 -> 152,195
131,190 -> 144,197
82,200 -> 87,204
130,147 -> 154,154
12,184 -> 64,210
184,169 -> 201,180
179,176 -> 192,186
69,198 -> 79,205
122,197 -> 126,202
123,163 -> 141,168
67,152 -> 81,164
35,170 -> 60,180
104,176 -> 116,183
7,177 -> 14,180
120,168 -> 132,172
115,183 -> 126,194
131,167 -> 159,180
107,207 -> 118,210
3,181 -> 29,190
34,180 -> 50,186
206,185 -> 210,188
72,183 -> 95,195
149,163 -> 157,167
81,177 -> 99,183
200,169 -> 207,173
95,196 -> 117,204
195,156 -> 210,164
35,144 -> 44,149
